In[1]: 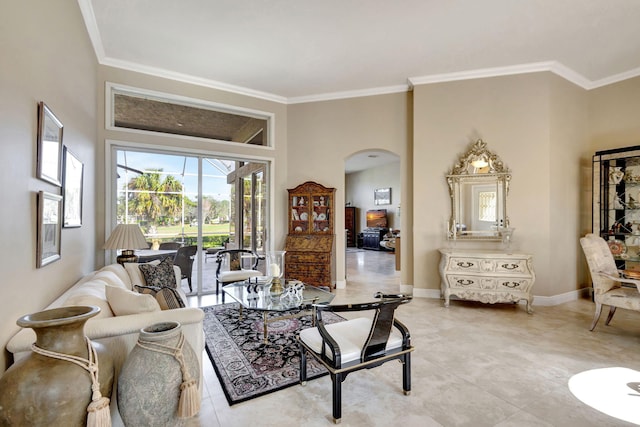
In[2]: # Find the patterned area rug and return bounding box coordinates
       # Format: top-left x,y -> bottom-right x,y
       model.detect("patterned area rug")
202,303 -> 343,405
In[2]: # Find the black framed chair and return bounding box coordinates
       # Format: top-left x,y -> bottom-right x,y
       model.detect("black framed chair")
159,242 -> 182,250
215,249 -> 263,301
173,245 -> 197,292
298,292 -> 413,424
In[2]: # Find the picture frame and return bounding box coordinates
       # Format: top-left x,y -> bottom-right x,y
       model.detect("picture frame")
37,191 -> 62,268
62,147 -> 84,228
36,102 -> 64,186
374,188 -> 391,205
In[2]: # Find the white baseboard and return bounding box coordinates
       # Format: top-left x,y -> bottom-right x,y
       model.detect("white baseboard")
400,285 -> 592,307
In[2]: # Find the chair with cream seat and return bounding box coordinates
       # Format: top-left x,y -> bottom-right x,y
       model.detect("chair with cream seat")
215,249 -> 263,301
298,292 -> 413,424
579,233 -> 640,331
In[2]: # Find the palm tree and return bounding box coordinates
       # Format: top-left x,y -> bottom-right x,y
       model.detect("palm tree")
158,174 -> 183,224
126,170 -> 186,225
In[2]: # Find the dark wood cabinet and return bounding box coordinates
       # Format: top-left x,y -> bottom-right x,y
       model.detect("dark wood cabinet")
345,206 -> 356,247
362,228 -> 387,250
285,181 -> 336,288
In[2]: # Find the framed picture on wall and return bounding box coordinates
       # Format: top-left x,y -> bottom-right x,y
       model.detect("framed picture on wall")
37,191 -> 63,268
36,102 -> 64,186
374,188 -> 391,205
62,147 -> 84,228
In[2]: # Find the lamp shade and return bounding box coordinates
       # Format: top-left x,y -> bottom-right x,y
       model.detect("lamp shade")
103,224 -> 148,250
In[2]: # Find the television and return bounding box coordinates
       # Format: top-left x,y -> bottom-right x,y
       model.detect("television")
366,209 -> 387,228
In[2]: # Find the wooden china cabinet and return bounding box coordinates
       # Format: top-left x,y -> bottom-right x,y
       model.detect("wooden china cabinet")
285,181 -> 336,288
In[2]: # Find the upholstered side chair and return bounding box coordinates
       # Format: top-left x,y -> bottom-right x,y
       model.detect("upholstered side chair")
298,293 -> 413,424
579,233 -> 640,331
215,249 -> 263,301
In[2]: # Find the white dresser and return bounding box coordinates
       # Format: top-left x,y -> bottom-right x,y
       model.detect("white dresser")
438,249 -> 535,313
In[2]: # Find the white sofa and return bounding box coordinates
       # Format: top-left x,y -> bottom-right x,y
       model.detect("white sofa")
6,262 -> 205,426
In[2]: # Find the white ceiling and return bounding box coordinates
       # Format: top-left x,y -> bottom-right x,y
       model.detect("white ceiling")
345,151 -> 399,174
80,0 -> 640,104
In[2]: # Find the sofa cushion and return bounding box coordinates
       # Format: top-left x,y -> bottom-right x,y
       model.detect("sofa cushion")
105,285 -> 161,316
93,270 -> 128,289
63,281 -> 114,319
99,264 -> 132,289
138,258 -> 177,289
135,285 -> 186,310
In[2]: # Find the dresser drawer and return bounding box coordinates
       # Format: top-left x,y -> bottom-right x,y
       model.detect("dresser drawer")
447,274 -> 532,292
448,257 -> 530,274
494,259 -> 530,274
447,275 -> 495,290
286,252 -> 330,264
447,257 -> 481,272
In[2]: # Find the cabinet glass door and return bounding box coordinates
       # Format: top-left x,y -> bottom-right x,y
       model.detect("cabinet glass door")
593,146 -> 640,267
312,193 -> 332,233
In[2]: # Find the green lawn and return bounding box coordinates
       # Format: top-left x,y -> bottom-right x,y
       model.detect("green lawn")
146,223 -> 230,246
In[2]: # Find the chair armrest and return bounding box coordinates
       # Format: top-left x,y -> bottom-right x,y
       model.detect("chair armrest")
314,293 -> 412,313
314,317 -> 344,366
374,292 -> 411,300
596,271 -> 640,291
393,318 -> 412,348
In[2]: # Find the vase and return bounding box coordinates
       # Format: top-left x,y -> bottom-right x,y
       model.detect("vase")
0,305 -> 114,427
118,321 -> 200,426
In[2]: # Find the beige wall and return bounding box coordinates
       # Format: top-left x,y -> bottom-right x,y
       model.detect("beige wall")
287,94 -> 412,287
0,1 -> 98,370
412,73 -> 589,298
549,75 -> 589,299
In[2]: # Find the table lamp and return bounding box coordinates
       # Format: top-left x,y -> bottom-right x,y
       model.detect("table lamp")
103,224 -> 148,265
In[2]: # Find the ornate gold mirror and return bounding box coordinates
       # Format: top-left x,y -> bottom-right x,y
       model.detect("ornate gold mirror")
446,139 -> 511,241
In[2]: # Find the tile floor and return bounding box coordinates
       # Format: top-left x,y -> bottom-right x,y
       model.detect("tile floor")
186,249 -> 640,427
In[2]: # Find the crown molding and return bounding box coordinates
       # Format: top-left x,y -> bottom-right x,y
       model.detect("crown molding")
100,57 -> 288,104
77,0 -> 105,59
588,66 -> 640,90
287,84 -> 410,105
408,61 -> 594,89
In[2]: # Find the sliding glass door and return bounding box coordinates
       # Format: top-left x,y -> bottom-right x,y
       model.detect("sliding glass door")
113,148 -> 268,296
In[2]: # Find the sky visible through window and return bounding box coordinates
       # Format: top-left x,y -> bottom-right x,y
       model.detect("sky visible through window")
117,150 -> 232,201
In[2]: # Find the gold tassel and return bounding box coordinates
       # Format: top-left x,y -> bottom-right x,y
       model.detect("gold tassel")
87,395 -> 111,427
177,378 -> 200,418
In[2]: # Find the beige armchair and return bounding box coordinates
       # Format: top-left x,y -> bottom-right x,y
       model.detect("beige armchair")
579,233 -> 640,330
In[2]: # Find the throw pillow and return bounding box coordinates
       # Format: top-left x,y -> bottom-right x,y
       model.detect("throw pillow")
105,285 -> 161,316
134,285 -> 186,310
124,260 -> 161,288
138,257 -> 177,289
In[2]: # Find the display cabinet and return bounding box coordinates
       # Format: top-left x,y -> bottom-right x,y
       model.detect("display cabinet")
285,181 -> 336,288
593,146 -> 640,268
288,181 -> 335,235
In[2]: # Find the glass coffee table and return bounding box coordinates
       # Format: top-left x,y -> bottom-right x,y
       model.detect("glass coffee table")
222,281 -> 334,343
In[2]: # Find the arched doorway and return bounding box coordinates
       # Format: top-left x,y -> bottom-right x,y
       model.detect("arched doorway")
344,150 -> 401,286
